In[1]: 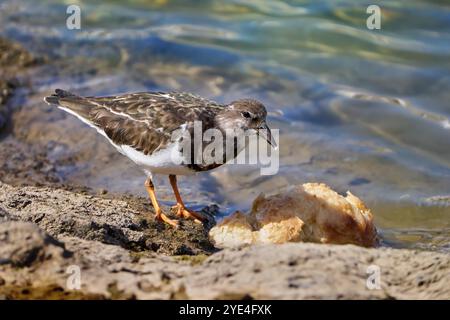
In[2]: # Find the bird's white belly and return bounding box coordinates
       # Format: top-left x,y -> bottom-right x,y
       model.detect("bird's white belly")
120,144 -> 195,176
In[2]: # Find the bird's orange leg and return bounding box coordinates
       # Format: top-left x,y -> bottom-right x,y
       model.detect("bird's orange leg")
169,175 -> 204,224
145,177 -> 178,227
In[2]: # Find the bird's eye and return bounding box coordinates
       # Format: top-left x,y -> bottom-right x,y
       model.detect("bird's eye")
241,111 -> 252,118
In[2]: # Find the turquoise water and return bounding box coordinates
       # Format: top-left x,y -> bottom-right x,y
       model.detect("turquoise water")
0,0 -> 449,251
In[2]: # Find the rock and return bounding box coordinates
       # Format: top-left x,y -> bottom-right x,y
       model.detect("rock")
0,221 -> 67,267
0,38 -> 37,70
0,37 -> 39,132
208,211 -> 255,248
185,244 -> 450,299
0,183 -> 448,299
0,207 -> 12,223
0,80 -> 15,130
0,181 -> 217,255
0,138 -> 62,188
210,183 -> 378,248
0,221 -> 449,299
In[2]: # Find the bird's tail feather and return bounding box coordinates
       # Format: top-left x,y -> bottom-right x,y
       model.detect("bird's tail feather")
43,88 -> 75,104
44,89 -> 93,120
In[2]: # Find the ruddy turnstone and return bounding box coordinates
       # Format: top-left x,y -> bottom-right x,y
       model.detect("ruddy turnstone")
44,89 -> 276,227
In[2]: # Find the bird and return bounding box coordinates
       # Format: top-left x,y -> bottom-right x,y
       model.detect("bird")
44,89 -> 276,227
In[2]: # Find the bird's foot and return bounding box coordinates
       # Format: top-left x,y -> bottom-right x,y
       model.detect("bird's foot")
171,203 -> 204,224
155,210 -> 179,227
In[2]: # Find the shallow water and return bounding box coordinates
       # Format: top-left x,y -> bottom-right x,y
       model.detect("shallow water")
0,0 -> 449,252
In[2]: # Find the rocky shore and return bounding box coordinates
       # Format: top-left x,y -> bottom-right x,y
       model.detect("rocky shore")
0,182 -> 449,300
0,37 -> 448,300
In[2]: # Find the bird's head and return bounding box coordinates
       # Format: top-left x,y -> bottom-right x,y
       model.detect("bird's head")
216,99 -> 277,148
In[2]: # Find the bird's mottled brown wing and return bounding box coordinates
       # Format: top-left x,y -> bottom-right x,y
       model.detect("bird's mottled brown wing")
88,107 -> 170,155
88,92 -> 224,131
44,90 -> 224,156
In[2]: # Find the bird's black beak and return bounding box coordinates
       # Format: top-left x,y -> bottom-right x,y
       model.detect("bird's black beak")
256,122 -> 277,149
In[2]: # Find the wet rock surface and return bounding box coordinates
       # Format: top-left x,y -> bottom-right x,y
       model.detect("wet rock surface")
0,137 -> 62,187
0,37 -> 39,132
0,38 -> 38,71
0,80 -> 14,131
0,182 -> 449,300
